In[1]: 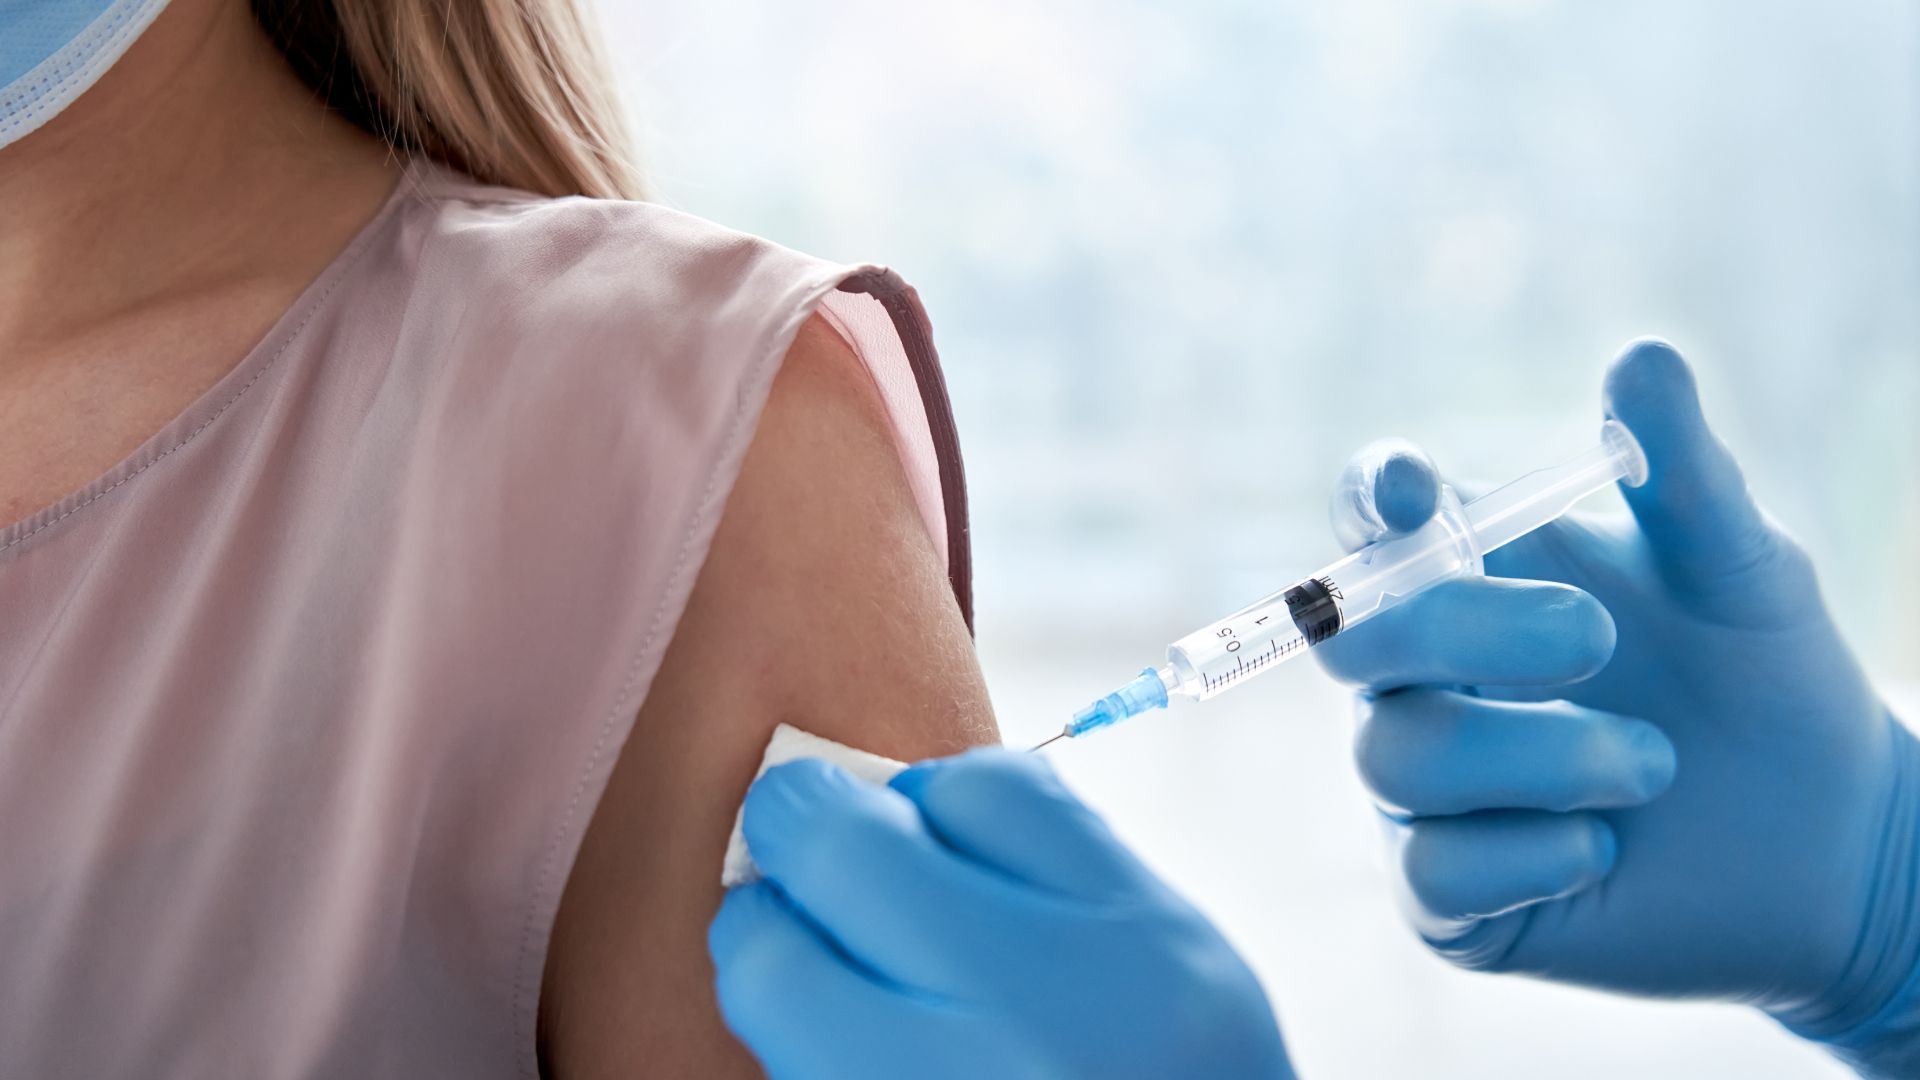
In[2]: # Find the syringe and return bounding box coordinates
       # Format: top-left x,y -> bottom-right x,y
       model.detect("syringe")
1034,420 -> 1648,750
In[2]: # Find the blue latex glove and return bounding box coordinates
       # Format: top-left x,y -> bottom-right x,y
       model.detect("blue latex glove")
1319,339 -> 1920,1077
709,748 -> 1295,1080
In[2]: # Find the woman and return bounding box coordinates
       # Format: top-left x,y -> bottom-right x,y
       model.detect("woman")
1,0 -> 1016,1074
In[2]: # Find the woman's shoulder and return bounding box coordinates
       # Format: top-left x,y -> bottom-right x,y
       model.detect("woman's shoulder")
371,159 -> 883,476
397,158 -> 849,326
359,160 -> 964,615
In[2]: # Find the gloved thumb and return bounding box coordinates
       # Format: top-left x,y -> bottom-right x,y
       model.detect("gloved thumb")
1603,338 -> 1797,609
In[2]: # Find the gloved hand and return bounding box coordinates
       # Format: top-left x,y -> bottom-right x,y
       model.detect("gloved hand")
1318,338 -> 1920,1077
708,748 -> 1295,1080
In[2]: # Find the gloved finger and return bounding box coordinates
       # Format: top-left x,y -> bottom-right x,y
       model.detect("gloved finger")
709,882 -> 926,1078
1394,810 -> 1618,921
1602,339 -> 1810,615
1324,438 -> 1615,609
1314,576 -> 1616,692
1356,689 -> 1677,815
1329,438 -> 1443,552
741,757 -> 1057,993
887,748 -> 1154,902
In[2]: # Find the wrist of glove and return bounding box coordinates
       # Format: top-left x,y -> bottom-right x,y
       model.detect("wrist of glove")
1770,719 -> 1920,1079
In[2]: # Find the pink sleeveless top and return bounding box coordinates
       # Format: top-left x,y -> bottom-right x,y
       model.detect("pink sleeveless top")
0,158 -> 971,1078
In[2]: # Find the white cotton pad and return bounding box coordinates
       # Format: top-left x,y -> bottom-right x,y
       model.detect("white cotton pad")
721,723 -> 909,887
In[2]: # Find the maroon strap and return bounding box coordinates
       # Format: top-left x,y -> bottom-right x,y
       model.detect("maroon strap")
835,271 -> 974,637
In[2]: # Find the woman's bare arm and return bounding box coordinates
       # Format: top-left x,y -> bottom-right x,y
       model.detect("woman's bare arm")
537,313 -> 998,1077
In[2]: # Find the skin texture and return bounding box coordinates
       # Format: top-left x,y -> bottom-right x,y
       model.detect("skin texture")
2,2 -> 1000,1074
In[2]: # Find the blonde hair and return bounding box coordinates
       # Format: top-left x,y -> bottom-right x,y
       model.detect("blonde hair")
250,0 -> 646,200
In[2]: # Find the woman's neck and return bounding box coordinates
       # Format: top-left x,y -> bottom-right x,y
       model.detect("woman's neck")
0,0 -> 401,363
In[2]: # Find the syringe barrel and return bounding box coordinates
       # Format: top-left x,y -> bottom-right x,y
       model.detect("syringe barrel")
1158,421 -> 1644,705
1165,487 -> 1482,700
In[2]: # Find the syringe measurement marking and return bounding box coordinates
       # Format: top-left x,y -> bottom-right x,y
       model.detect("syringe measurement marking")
1200,634 -> 1305,692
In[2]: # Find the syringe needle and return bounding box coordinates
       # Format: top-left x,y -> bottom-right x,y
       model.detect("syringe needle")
1028,730 -> 1069,753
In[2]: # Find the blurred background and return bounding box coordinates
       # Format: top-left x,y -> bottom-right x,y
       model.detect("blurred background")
595,1 -> 1916,1075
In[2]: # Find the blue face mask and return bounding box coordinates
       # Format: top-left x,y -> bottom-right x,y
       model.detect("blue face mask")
0,0 -> 175,151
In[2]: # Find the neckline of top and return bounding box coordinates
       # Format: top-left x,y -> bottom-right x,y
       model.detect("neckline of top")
0,155 -> 430,562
